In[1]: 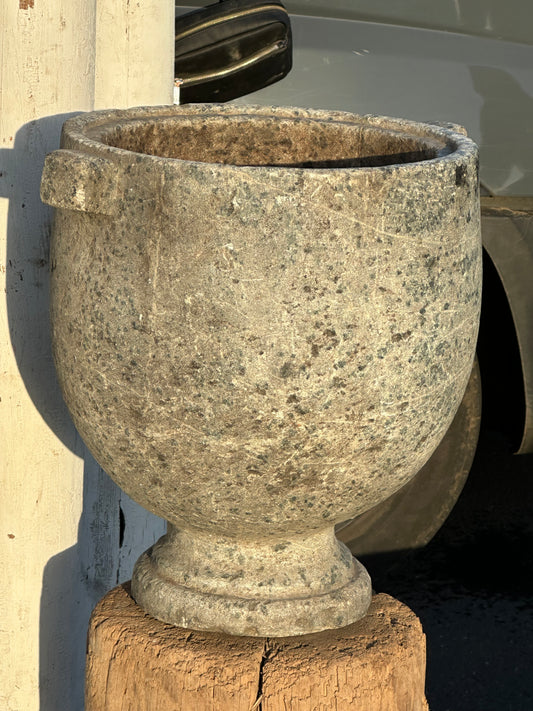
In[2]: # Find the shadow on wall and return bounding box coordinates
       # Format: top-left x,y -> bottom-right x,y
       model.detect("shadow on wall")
39,545 -> 89,711
39,457 -> 123,711
38,456 -> 165,710
1,115 -> 82,451
470,66 -> 533,194
2,116 -> 165,709
1,117 -> 120,710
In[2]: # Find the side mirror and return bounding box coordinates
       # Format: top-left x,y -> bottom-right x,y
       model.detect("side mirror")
174,0 -> 292,103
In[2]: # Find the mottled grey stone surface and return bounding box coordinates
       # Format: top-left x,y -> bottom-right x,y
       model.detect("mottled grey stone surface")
41,104 -> 481,636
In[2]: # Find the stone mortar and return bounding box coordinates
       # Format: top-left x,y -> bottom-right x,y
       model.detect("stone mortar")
41,104 -> 481,635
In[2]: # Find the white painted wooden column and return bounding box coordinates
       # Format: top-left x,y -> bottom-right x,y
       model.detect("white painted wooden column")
93,0 -> 173,621
0,2 -> 173,709
95,0 -> 174,108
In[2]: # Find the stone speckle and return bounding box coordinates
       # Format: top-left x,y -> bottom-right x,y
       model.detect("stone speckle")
41,104 -> 481,636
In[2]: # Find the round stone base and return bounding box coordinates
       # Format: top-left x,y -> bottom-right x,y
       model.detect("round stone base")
131,526 -> 372,636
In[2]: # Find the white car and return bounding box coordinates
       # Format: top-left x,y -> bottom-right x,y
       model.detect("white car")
174,0 -> 533,554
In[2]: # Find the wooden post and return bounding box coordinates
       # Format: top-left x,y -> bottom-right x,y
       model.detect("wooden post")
86,584 -> 428,711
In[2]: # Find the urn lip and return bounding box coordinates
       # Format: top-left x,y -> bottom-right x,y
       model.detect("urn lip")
60,103 -> 478,175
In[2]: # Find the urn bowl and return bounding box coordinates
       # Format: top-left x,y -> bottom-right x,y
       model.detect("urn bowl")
41,104 -> 481,635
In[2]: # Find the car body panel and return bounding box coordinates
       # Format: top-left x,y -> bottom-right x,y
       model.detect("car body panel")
181,0 -> 533,45
176,3 -> 533,453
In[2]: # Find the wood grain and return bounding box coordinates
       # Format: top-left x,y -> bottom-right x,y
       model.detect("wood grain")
260,594 -> 429,711
86,584 -> 428,711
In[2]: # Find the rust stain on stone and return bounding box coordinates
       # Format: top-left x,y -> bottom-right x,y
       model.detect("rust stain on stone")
19,0 -> 35,8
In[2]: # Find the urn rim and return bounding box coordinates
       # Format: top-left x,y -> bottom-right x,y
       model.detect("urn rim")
59,103 -> 478,176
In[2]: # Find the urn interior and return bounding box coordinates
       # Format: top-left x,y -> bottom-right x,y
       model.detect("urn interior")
92,112 -> 445,168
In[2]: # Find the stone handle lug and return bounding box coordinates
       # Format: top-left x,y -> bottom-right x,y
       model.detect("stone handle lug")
40,149 -> 119,216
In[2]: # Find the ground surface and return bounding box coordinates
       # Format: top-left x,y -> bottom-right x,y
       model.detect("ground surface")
362,425 -> 533,711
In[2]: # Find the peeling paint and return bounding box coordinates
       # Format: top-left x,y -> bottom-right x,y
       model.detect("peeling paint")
19,0 -> 35,9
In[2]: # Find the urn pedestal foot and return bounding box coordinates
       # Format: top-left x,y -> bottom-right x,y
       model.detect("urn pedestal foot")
86,584 -> 428,711
131,526 -> 372,636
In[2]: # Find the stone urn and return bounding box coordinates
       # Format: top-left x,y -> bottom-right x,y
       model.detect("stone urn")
41,104 -> 481,636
